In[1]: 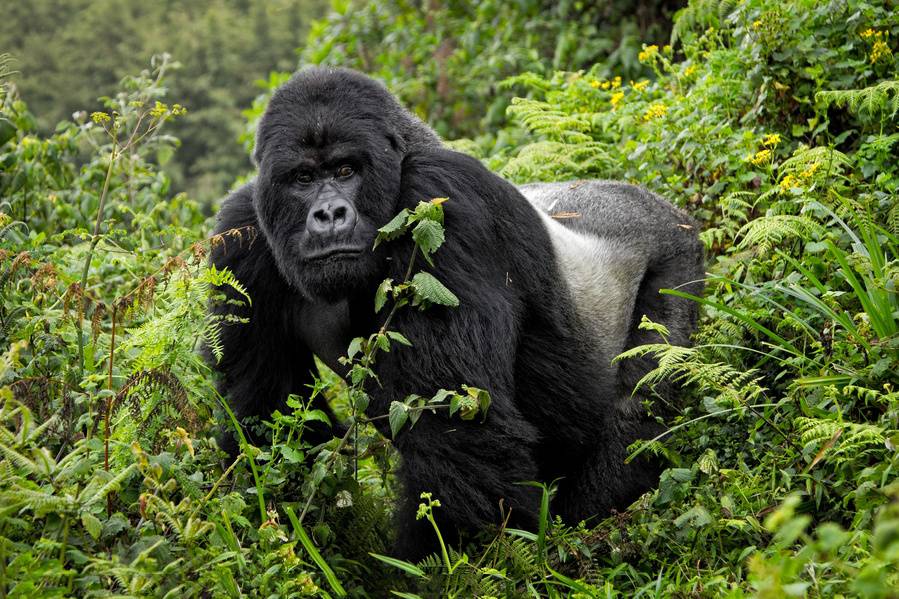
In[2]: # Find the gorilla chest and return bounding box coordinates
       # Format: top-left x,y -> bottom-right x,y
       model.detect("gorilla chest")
296,300 -> 354,374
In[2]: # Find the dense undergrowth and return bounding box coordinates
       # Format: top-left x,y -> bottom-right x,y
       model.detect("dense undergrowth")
1,0 -> 898,596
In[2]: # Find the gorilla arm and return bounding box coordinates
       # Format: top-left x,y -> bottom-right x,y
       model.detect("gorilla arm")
368,151 -> 546,560
209,183 -> 337,454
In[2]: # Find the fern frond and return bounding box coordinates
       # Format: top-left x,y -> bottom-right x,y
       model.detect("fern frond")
888,198 -> 899,236
817,80 -> 899,120
500,141 -> 613,183
616,343 -> 766,403
80,463 -> 138,506
671,0 -> 730,44
795,416 -> 886,464
507,97 -> 594,143
780,145 -> 852,178
736,215 -> 825,253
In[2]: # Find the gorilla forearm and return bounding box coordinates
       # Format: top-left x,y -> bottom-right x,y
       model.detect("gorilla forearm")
210,184 -> 337,453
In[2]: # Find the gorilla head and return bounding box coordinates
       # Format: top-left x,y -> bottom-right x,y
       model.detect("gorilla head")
251,67 -> 440,301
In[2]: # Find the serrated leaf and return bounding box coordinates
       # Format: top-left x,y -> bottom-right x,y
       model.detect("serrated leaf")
413,200 -> 445,224
387,331 -> 412,346
375,209 -> 411,246
375,278 -> 393,313
82,512 -> 102,540
412,219 -> 445,257
375,333 -> 390,352
431,389 -> 455,405
411,272 -> 459,307
346,337 -> 363,360
389,401 -> 408,438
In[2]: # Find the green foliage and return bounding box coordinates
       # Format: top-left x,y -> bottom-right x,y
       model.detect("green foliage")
1,0 -> 327,203
3,0 -> 899,596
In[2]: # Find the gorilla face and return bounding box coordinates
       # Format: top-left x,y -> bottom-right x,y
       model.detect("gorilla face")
251,70 -> 417,301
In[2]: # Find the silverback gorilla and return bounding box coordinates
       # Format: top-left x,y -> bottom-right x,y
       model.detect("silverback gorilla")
210,67 -> 704,560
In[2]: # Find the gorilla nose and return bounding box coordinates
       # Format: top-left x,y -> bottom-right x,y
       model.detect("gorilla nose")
307,197 -> 357,237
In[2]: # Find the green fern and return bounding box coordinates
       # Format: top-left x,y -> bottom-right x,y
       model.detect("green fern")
506,97 -> 594,143
736,215 -> 826,253
817,80 -> 899,121
615,343 -> 766,404
500,141 -> 613,183
671,0 -> 737,44
795,416 -> 886,464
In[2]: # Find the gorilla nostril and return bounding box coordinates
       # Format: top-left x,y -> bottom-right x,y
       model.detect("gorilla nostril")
313,208 -> 331,224
307,198 -> 356,236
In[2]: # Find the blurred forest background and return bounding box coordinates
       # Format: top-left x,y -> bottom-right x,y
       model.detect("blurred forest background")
2,0 -> 898,597
2,0 -> 680,204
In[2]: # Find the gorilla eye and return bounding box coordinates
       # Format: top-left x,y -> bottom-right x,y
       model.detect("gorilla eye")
336,165 -> 354,179
296,171 -> 313,184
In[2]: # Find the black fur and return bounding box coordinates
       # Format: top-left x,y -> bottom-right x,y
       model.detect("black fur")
210,67 -> 704,560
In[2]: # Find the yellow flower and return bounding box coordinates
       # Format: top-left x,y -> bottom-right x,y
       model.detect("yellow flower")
871,39 -> 892,63
632,79 -> 650,92
762,133 -> 781,147
600,80 -> 611,90
684,64 -> 697,77
149,101 -> 168,118
643,102 -> 668,121
638,44 -> 659,63
752,20 -> 762,30
171,103 -> 188,116
90,112 -> 111,124
860,28 -> 877,39
779,174 -> 802,192
800,162 -> 821,178
611,76 -> 622,89
746,149 -> 771,166
610,91 -> 625,108
590,80 -> 600,88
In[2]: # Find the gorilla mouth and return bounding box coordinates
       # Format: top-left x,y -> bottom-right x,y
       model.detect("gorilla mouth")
305,245 -> 367,261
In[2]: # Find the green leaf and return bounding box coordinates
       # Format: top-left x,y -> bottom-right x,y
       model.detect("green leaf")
387,331 -> 412,346
411,272 -> 459,307
81,512 -> 102,540
375,209 -> 411,246
302,410 -> 332,426
368,552 -> 427,578
464,385 -> 492,419
375,279 -> 393,313
346,337 -> 363,360
284,506 -> 347,597
389,401 -> 409,438
375,333 -> 390,352
412,199 -> 447,224
412,219 -> 445,257
431,388 -> 455,405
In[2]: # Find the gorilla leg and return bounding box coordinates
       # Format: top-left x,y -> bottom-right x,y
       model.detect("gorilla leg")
553,415 -> 664,524
390,411 -> 541,561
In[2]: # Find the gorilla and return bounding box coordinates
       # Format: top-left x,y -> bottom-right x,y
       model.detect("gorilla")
210,67 -> 704,560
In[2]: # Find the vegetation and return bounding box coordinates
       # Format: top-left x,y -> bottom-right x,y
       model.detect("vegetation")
1,0 -> 326,204
1,0 -> 898,596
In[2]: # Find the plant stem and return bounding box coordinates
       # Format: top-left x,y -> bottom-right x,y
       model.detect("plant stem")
76,141 -> 117,384
297,422 -> 356,525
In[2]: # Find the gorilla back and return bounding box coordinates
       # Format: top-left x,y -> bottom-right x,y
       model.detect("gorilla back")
210,67 -> 704,560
